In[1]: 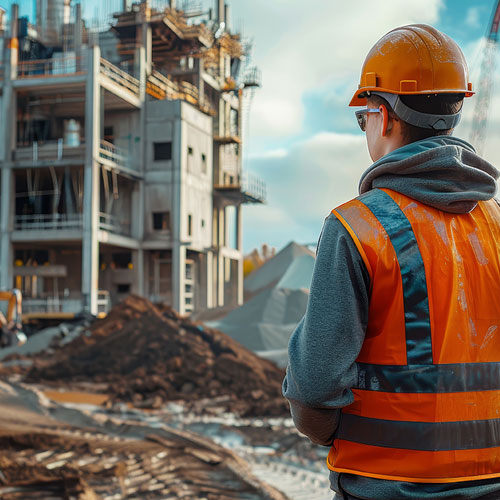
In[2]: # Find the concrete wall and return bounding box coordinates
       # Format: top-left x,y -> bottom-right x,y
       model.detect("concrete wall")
180,102 -> 213,251
143,100 -> 175,242
0,95 -> 4,162
104,109 -> 141,168
143,100 -> 213,250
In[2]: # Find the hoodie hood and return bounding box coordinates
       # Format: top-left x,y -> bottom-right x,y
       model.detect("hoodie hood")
359,136 -> 499,213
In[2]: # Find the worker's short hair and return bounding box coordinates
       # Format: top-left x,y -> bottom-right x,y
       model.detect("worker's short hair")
367,93 -> 465,143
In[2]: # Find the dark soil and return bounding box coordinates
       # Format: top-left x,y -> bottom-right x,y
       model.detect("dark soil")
27,295 -> 289,417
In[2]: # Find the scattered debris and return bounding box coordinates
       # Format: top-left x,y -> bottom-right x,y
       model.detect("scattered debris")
0,382 -> 290,500
0,323 -> 86,362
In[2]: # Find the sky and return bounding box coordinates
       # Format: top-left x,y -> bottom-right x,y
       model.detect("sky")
3,0 -> 500,253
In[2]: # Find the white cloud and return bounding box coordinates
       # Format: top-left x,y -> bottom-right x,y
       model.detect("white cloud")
232,0 -> 444,138
249,148 -> 288,160
455,36 -> 500,167
465,7 -> 481,29
243,131 -> 370,251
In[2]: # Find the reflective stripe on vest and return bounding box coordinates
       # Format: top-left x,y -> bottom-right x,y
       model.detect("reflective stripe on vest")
328,188 -> 500,483
358,189 -> 433,365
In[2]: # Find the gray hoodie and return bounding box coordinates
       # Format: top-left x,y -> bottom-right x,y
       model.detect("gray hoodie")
282,136 -> 500,500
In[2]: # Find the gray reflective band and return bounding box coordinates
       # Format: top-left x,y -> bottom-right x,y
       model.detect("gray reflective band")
357,362 -> 500,393
338,414 -> 500,451
372,92 -> 462,130
358,189 -> 433,364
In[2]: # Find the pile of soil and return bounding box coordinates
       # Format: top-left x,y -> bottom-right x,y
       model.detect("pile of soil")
27,296 -> 289,417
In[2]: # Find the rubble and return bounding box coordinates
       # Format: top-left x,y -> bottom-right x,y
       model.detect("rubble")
0,382 -> 290,500
26,296 -> 289,417
0,323 -> 86,362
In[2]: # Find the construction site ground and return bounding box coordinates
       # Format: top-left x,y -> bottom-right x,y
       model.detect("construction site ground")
0,296 -> 332,500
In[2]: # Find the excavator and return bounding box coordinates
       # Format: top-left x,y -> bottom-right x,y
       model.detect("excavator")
0,289 -> 27,347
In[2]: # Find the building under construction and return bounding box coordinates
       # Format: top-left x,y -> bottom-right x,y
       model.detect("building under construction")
0,0 -> 265,317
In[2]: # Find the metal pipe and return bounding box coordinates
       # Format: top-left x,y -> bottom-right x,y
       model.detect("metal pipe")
215,0 -> 224,23
64,167 -> 76,215
10,4 -> 19,39
63,0 -> 70,25
75,2 -> 82,70
224,4 -> 230,30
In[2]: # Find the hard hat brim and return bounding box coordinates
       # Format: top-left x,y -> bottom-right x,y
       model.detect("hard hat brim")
349,87 -> 474,107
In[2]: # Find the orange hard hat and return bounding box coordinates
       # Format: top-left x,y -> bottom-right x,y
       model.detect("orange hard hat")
350,24 -> 474,107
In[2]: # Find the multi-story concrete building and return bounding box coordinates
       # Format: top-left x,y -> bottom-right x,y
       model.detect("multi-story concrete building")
0,0 -> 264,317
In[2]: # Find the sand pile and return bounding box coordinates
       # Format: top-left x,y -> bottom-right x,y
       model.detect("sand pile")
210,242 -> 315,366
244,242 -> 315,298
27,296 -> 288,417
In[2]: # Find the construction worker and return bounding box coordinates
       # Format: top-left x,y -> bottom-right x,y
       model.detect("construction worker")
283,24 -> 500,500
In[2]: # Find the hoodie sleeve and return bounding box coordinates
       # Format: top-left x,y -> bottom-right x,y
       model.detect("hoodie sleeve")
282,212 -> 370,446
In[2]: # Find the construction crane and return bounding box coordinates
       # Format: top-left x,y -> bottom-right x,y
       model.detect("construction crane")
469,0 -> 500,155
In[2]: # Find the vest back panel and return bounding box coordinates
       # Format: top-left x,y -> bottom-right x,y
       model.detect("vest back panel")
328,188 -> 500,482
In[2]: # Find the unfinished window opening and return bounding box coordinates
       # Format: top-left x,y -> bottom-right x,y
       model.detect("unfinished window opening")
117,283 -> 131,294
201,153 -> 207,173
14,249 -> 49,266
149,253 -> 172,304
153,142 -> 172,161
152,211 -> 171,231
111,252 -> 132,270
104,126 -> 114,144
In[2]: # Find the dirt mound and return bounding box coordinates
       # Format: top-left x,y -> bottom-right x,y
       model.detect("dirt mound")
27,296 -> 289,417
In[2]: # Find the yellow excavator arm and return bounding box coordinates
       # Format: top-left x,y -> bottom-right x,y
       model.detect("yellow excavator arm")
0,289 -> 25,347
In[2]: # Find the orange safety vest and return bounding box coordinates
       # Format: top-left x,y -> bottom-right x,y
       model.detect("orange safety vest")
328,188 -> 500,483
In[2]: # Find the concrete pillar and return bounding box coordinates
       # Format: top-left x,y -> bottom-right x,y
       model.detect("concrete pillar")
224,4 -> 230,31
0,168 -> 13,289
143,22 -> 152,77
75,3 -> 82,71
8,4 -> 18,81
131,249 -> 143,295
0,13 -> 18,290
236,204 -> 243,305
82,46 -> 101,315
217,206 -> 224,306
172,109 -> 184,313
216,0 -> 225,23
172,243 -> 186,314
206,250 -> 213,308
198,58 -> 205,108
136,31 -> 148,297
136,248 -> 145,295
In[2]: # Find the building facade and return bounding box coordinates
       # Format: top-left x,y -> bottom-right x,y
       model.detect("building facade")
0,1 -> 264,317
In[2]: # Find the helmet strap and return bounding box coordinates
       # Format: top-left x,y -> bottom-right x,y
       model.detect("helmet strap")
371,92 -> 461,130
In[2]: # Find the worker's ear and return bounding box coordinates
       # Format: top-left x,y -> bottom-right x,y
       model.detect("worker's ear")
380,105 -> 390,137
